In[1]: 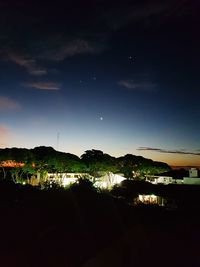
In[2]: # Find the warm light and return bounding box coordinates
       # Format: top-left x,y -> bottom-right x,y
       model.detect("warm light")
138,194 -> 158,204
0,160 -> 24,167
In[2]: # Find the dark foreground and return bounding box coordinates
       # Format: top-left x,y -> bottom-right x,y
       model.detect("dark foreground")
0,180 -> 200,267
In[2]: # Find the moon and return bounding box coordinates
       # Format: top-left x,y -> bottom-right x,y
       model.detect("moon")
100,117 -> 103,121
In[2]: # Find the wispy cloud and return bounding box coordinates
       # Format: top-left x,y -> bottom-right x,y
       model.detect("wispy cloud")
118,80 -> 157,92
22,81 -> 61,90
40,39 -> 104,62
107,1 -> 182,30
0,96 -> 21,111
0,125 -> 12,148
6,52 -> 47,76
107,1 -> 172,30
137,147 -> 200,156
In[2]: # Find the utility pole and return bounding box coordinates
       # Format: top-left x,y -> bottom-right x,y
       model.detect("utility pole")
56,132 -> 60,151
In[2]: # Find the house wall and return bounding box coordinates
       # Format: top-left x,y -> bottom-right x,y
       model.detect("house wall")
47,173 -> 90,179
155,176 -> 173,185
47,172 -> 93,186
189,168 -> 198,178
183,177 -> 200,185
146,176 -> 173,185
172,179 -> 183,184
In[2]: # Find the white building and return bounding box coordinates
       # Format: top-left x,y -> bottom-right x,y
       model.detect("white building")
183,177 -> 200,185
146,175 -> 173,185
183,168 -> 200,184
146,168 -> 200,185
189,168 -> 198,178
46,172 -> 92,186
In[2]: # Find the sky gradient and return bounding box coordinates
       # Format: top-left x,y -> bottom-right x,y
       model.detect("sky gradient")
0,0 -> 199,166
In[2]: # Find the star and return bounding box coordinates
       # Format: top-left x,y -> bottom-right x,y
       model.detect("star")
129,56 -> 135,61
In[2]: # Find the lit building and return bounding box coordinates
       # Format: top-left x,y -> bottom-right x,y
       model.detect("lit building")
146,168 -> 200,185
45,172 -> 92,187
146,175 -> 173,185
135,194 -> 164,206
183,168 -> 200,184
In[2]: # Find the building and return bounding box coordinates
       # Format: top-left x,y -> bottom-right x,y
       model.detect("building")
46,172 -> 92,186
135,194 -> 165,206
146,168 -> 200,185
183,168 -> 200,184
146,175 -> 173,185
30,171 -> 126,188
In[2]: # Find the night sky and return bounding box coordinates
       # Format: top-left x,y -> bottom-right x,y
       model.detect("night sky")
0,0 -> 199,166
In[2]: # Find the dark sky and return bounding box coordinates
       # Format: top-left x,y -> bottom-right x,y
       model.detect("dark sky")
0,0 -> 199,166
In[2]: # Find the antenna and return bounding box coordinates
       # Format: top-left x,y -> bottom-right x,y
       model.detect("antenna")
56,132 -> 60,151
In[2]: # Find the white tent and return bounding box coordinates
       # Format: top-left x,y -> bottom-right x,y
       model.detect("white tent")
94,172 -> 126,188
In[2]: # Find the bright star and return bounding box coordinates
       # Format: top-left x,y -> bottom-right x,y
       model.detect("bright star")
129,56 -> 135,60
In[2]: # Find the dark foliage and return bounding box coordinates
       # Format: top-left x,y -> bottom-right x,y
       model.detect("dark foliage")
0,180 -> 200,266
0,147 -> 171,179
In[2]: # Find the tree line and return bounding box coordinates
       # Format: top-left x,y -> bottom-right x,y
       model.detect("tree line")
0,146 -> 170,182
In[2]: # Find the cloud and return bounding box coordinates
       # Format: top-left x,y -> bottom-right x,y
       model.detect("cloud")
106,1 -> 186,31
40,39 -> 104,61
0,125 -> 12,148
137,147 -> 200,156
6,52 -> 47,76
22,82 -> 61,90
118,80 -> 157,92
105,2 -> 169,30
0,96 -> 21,110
